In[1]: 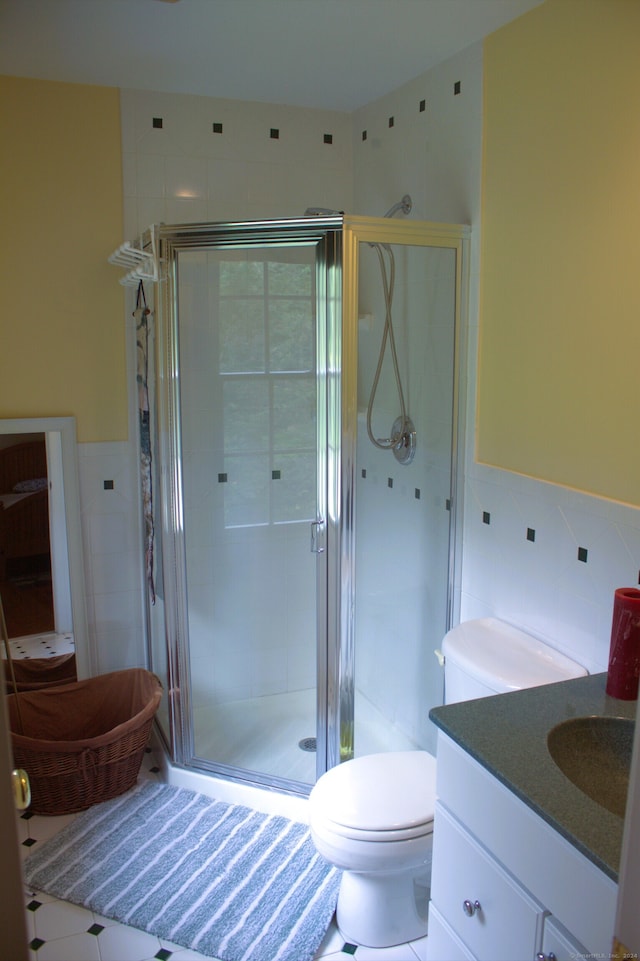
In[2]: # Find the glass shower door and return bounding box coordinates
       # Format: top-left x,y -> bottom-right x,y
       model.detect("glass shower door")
338,217 -> 467,766
158,227 -> 340,793
353,240 -> 459,758
149,215 -> 467,796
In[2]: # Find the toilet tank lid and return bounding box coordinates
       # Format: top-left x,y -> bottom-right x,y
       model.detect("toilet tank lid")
442,617 -> 588,692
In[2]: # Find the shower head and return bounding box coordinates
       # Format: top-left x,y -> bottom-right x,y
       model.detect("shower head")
304,207 -> 343,216
384,195 -> 412,218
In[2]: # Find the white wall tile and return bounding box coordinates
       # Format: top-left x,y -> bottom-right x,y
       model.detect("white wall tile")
121,88 -> 353,233
92,44 -> 640,736
460,467 -> 640,674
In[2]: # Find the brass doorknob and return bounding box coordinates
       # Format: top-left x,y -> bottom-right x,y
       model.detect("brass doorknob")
12,768 -> 31,810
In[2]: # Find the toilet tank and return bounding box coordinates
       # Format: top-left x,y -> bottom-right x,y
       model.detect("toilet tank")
442,617 -> 587,704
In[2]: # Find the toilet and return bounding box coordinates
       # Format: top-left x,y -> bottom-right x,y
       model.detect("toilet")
308,617 -> 587,948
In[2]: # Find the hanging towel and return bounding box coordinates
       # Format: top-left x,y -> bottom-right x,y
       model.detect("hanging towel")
134,282 -> 155,604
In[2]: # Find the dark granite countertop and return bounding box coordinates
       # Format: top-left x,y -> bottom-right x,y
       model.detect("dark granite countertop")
429,673 -> 637,882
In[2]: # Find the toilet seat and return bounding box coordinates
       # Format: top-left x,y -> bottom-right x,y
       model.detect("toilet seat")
309,751 -> 436,842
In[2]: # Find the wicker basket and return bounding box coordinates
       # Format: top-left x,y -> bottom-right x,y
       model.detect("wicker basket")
7,668 -> 163,815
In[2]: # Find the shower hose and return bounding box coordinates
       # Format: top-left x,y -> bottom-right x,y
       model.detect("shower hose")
366,242 -> 410,452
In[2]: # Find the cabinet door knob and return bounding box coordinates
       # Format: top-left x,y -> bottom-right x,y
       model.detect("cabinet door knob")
462,899 -> 481,917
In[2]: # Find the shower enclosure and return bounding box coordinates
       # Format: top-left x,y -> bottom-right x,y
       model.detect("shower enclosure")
144,214 -> 468,796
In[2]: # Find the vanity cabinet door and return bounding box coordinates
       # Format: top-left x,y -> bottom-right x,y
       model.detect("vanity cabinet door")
436,733 -> 617,958
430,802 -> 545,961
540,916 -> 589,961
426,905 -> 475,961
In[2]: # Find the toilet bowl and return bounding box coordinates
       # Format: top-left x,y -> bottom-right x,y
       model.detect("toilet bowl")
309,750 -> 436,947
308,617 -> 588,948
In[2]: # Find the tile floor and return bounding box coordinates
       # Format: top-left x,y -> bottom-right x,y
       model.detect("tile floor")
17,753 -> 428,961
11,634 -> 427,960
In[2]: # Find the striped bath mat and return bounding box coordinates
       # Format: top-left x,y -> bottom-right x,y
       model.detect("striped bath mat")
24,781 -> 341,961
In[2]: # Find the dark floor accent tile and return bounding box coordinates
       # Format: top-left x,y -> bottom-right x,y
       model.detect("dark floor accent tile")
88,923 -> 105,936
156,949 -> 173,961
342,945 -> 358,956
26,899 -> 42,912
22,837 -> 37,847
30,938 -> 45,951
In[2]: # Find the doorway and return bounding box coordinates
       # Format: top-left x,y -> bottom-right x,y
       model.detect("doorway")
0,432 -> 54,638
0,417 -> 90,678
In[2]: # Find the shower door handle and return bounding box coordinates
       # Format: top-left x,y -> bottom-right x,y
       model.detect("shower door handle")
310,519 -> 326,554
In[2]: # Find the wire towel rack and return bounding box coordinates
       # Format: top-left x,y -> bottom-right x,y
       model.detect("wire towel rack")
108,227 -> 160,286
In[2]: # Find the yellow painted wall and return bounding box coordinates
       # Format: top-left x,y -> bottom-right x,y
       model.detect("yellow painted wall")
479,0 -> 640,506
0,76 -> 126,443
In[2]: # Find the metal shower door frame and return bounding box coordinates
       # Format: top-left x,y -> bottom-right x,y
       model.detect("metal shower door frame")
154,216 -> 345,794
151,214 -> 469,794
338,216 -> 470,762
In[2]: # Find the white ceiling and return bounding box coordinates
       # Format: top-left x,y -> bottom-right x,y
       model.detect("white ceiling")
0,0 -> 542,112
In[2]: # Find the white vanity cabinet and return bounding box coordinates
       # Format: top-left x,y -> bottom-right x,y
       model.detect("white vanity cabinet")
429,801 -> 546,960
426,734 -> 617,961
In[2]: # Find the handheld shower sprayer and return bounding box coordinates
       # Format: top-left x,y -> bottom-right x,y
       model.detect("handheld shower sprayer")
302,195 -> 416,464
366,193 -> 416,465
384,194 -> 412,218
